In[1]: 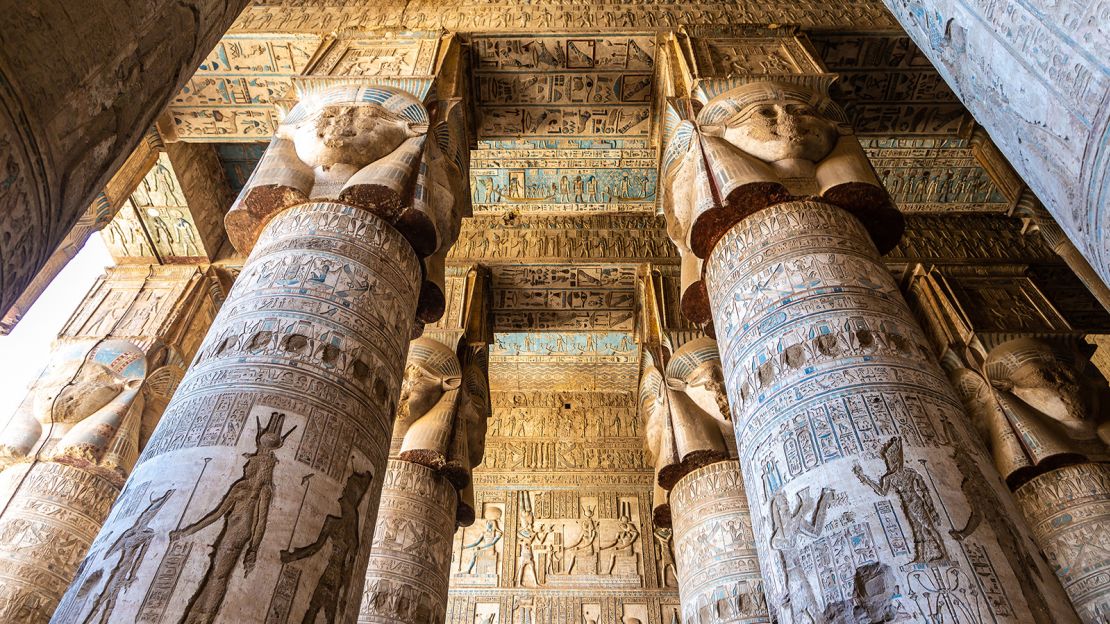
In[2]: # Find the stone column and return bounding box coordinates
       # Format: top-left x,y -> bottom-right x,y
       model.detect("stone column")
0,265 -> 221,623
640,337 -> 768,622
941,335 -> 1110,623
664,79 -> 1078,623
881,0 -> 1110,288
359,460 -> 459,624
1015,464 -> 1110,624
0,0 -> 251,318
52,76 -> 471,624
671,462 -> 767,624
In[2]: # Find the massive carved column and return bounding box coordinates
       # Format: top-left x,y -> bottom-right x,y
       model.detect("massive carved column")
943,336 -> 1110,622
641,337 -> 768,624
0,0 -> 251,319
881,0 -> 1110,288
663,77 -> 1078,623
0,265 -> 221,623
360,334 -> 491,624
52,66 -> 471,624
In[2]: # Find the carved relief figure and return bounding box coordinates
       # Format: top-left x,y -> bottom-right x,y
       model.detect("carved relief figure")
81,489 -> 174,624
854,437 -> 948,563
566,507 -> 600,574
281,466 -> 374,624
171,411 -> 295,624
463,508 -> 503,574
770,487 -> 832,622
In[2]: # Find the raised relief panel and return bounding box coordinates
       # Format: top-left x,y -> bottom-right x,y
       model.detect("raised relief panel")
490,265 -> 637,332
307,32 -> 440,77
448,215 -> 675,263
862,137 -> 1008,212
470,34 -> 658,216
453,501 -> 507,587
167,34 -> 324,140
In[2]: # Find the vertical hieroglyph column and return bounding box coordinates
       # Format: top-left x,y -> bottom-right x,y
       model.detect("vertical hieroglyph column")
640,336 -> 768,623
663,76 -> 1078,623
0,265 -> 221,623
52,48 -> 472,624
360,273 -> 491,624
0,0 -> 251,318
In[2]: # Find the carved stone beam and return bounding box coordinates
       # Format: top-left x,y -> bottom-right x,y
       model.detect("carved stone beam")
884,0 -> 1110,288
968,127 -> 1110,313
0,132 -> 161,334
104,142 -> 234,265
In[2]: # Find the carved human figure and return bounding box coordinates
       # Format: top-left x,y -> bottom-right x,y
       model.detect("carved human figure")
601,513 -> 640,575
654,527 -> 678,588
853,437 -> 947,563
80,489 -> 174,624
282,466 -> 374,624
769,487 -> 832,623
566,507 -> 600,574
463,509 -> 503,574
171,412 -> 295,624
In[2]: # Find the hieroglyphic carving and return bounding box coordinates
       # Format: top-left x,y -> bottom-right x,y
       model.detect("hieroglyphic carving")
860,137 -> 1007,212
166,34 -> 323,140
228,0 -> 898,34
1016,463 -> 1110,624
490,265 -> 636,332
670,462 -> 768,624
52,202 -> 422,623
881,0 -> 1110,290
359,460 -> 459,624
449,215 -> 674,263
703,201 -> 1077,622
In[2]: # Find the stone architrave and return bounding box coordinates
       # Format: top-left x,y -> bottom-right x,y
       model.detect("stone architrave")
1015,463 -> 1110,624
51,68 -> 470,624
0,132 -> 162,335
664,77 -> 1079,623
0,265 -> 220,624
881,0 -> 1110,289
670,462 -> 768,624
0,0 -> 252,320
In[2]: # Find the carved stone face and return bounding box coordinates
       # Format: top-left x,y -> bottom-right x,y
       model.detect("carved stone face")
34,359 -> 123,425
398,363 -> 446,424
1010,360 -> 1088,422
290,104 -> 414,170
721,99 -> 838,163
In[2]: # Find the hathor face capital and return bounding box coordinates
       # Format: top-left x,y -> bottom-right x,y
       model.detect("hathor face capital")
700,80 -> 845,164
287,103 -> 419,171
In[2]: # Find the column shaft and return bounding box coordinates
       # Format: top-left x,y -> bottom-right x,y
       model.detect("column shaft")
704,200 -> 1077,623
52,201 -> 420,623
1015,463 -> 1110,623
670,461 -> 768,624
359,460 -> 457,624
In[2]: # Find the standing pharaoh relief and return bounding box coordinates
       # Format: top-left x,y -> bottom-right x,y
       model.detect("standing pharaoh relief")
659,28 -> 1080,623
